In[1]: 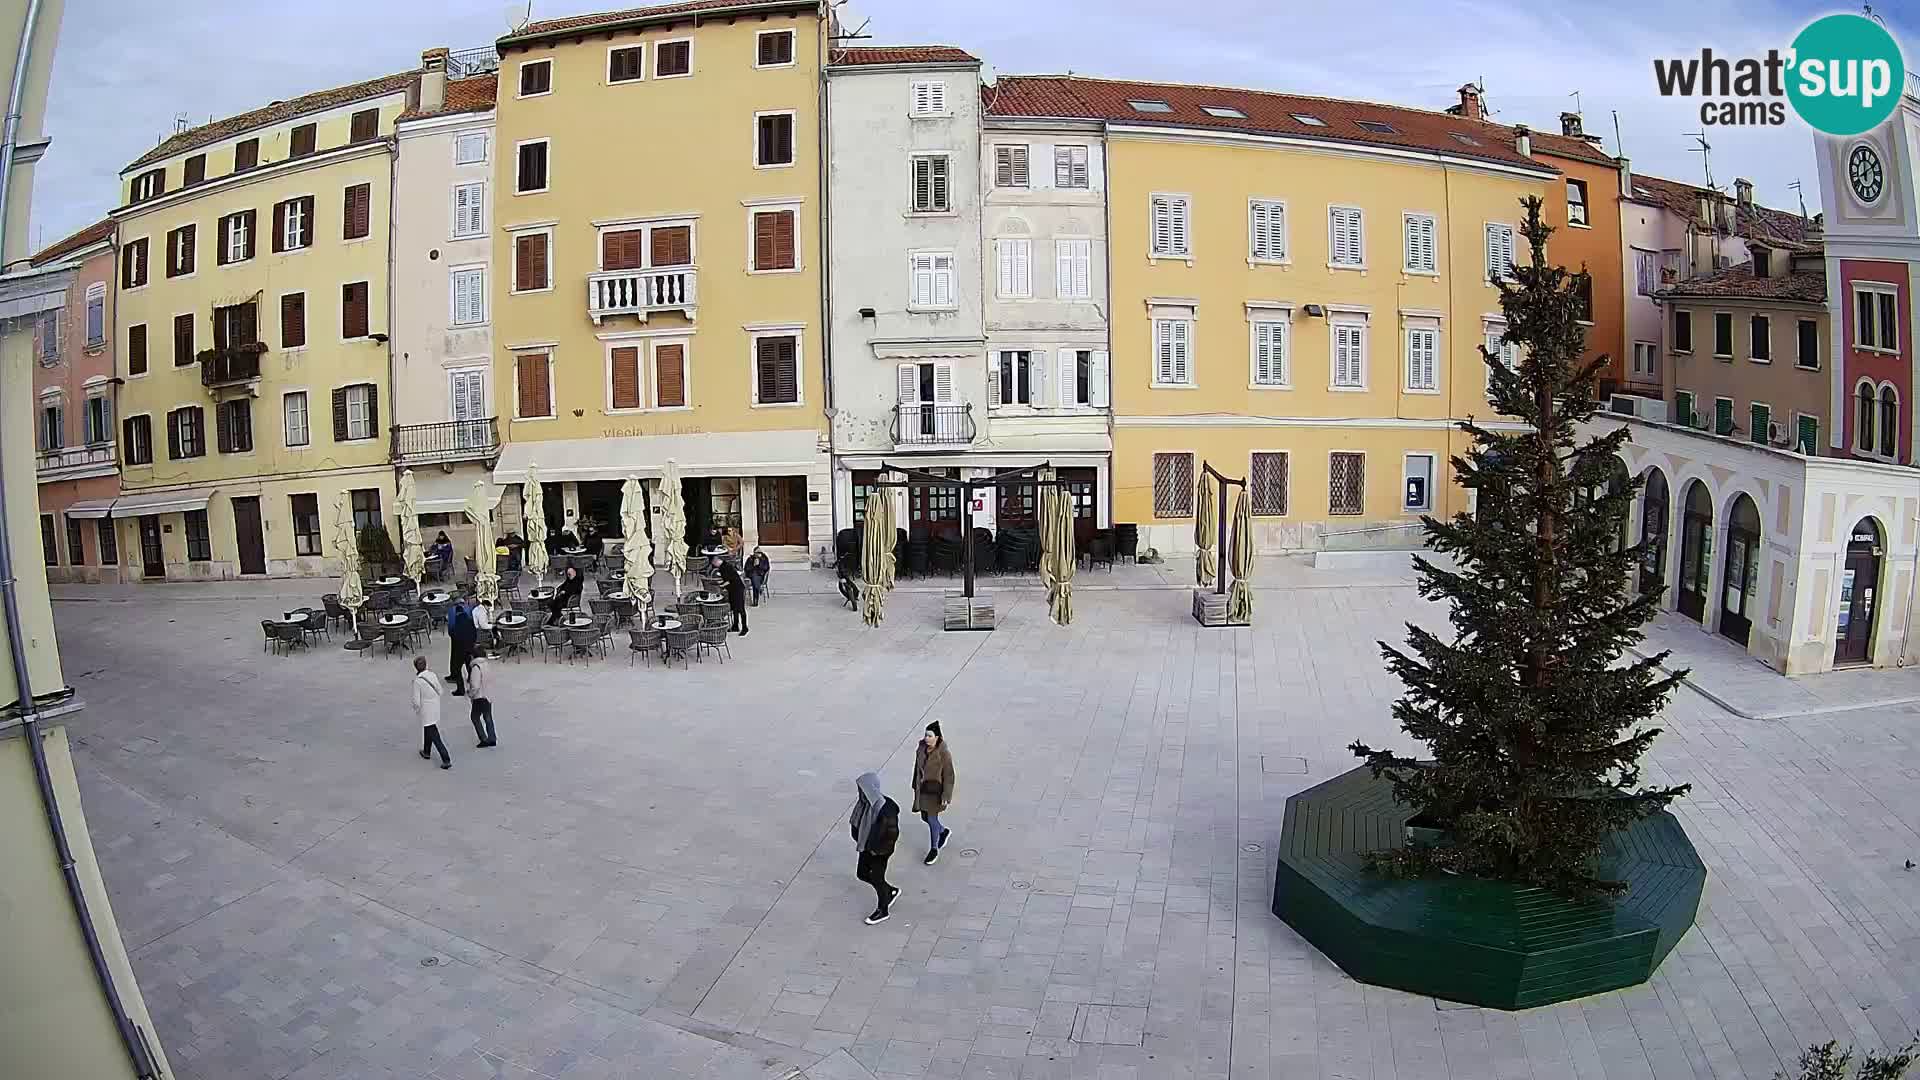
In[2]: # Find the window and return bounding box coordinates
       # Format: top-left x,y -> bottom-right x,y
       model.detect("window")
233,137 -> 258,172
911,80 -> 946,116
754,334 -> 799,405
909,251 -> 955,309
1150,195 -> 1190,258
756,29 -> 794,67
454,132 -> 487,164
349,488 -> 382,532
218,209 -> 255,265
1714,396 -> 1735,436
36,311 -> 57,364
609,345 -> 642,410
343,183 -> 371,240
1291,113 -> 1327,126
1750,402 -> 1771,445
994,145 -> 1029,188
1857,382 -> 1877,451
1673,309 -> 1692,353
281,291 -> 306,348
290,494 -> 322,556
1750,314 -> 1771,361
1794,319 -> 1819,368
290,122 -> 316,157
654,343 -> 686,407
1329,206 -> 1364,267
213,301 -> 257,354
1404,326 -> 1439,391
448,181 -> 486,239
1753,249 -> 1771,277
129,168 -> 164,203
1153,453 -> 1194,518
1632,341 -> 1657,379
1574,276 -> 1594,322
1880,385 -> 1899,458
751,209 -> 796,271
1854,286 -> 1899,350
1566,179 -> 1589,226
656,39 -> 691,77
608,45 -> 644,83
1675,390 -> 1696,428
336,383 -> 378,441
1355,119 -> 1397,134
996,237 -> 1032,298
1329,452 -> 1366,516
1484,223 -> 1515,280
38,401 -> 61,451
1202,105 -> 1246,119
284,391 -> 309,447
514,231 -> 550,292
167,224 -> 195,277
910,155 -> 949,212
1403,212 -> 1437,273
183,154 -> 205,185
121,237 -> 148,288
83,394 -> 111,444
1404,453 -> 1435,512
1797,414 -> 1820,455
1249,319 -> 1289,387
1064,349 -> 1099,406
84,283 -> 105,348
1128,99 -> 1172,113
451,266 -> 486,325
516,352 -> 553,418
216,397 -> 253,453
1055,238 -> 1091,299
756,112 -> 794,167
1153,318 -> 1193,386
1249,199 -> 1287,262
122,414 -> 151,465
39,515 -> 56,566
350,108 -> 378,143
516,140 -> 549,193
273,195 -> 315,252
173,313 -> 195,366
1332,321 -> 1367,388
167,406 -> 205,459
97,518 -> 117,565
519,59 -> 552,97
66,516 -> 87,566
1713,312 -> 1733,357
1250,453 -> 1288,515
1451,133 -> 1482,146
1055,145 -> 1089,189
127,324 -> 147,375
341,281 -> 369,338
1483,323 -> 1518,385
993,350 -> 1033,406
1635,250 -> 1659,295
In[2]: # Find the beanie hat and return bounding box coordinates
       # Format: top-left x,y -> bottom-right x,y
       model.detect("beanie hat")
926,720 -> 942,738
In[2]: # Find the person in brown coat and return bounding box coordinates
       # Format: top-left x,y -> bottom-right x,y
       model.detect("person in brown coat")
912,720 -> 956,864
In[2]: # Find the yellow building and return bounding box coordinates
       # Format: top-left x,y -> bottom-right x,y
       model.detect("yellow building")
109,71 -> 415,580
988,78 -> 1560,552
488,0 -> 829,558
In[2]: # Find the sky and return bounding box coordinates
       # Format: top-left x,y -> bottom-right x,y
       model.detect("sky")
29,0 -> 1912,252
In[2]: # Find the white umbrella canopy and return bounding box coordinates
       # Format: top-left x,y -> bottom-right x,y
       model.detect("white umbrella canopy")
1194,474 -> 1217,588
398,469 -> 425,583
860,472 -> 898,627
658,458 -> 689,599
466,481 -> 499,605
621,476 -> 653,612
1227,488 -> 1254,624
333,495 -> 365,638
1040,473 -> 1076,626
522,464 -> 549,581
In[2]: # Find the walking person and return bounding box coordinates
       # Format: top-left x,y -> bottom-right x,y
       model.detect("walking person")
467,645 -> 497,748
913,721 -> 955,864
446,597 -> 477,696
745,547 -> 771,606
545,566 -> 585,627
850,772 -> 900,925
711,554 -> 748,634
411,656 -> 451,769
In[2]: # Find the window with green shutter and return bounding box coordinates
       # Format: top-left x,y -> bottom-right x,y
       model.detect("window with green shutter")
1714,397 -> 1735,436
1674,390 -> 1694,427
1796,414 -> 1819,455
1750,403 -> 1770,444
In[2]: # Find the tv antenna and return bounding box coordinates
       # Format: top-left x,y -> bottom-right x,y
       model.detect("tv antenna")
1788,179 -> 1809,219
1568,89 -> 1581,119
1611,109 -> 1624,157
1688,131 -> 1714,191
173,112 -> 190,134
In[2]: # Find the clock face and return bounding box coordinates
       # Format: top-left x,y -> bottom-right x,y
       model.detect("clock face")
1849,144 -> 1885,205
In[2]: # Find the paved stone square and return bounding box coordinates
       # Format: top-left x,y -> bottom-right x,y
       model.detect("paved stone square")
45,568 -> 1920,1079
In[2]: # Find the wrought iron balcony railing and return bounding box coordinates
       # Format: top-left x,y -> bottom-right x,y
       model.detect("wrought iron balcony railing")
199,344 -> 265,387
391,418 -> 501,463
891,403 -> 975,447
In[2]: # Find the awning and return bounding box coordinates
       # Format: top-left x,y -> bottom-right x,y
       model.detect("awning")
107,488 -> 215,518
408,468 -> 501,515
62,498 -> 117,520
492,428 -> 821,485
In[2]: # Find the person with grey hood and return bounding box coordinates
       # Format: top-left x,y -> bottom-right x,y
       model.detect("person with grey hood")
850,772 -> 901,925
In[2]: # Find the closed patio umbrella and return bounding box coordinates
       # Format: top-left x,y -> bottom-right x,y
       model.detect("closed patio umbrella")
1040,471 -> 1076,626
522,463 -> 549,581
860,471 -> 898,626
621,476 -> 653,613
658,458 -> 688,599
1194,474 -> 1217,588
334,494 -> 365,638
397,469 -> 424,583
1227,488 -> 1253,624
466,481 -> 499,605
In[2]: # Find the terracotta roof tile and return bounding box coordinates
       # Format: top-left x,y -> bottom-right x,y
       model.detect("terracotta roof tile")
1519,128 -> 1616,167
30,217 -> 113,266
830,45 -> 976,67
1628,173 -> 1816,244
984,76 -> 1556,173
506,0 -> 810,42
1657,264 -> 1825,304
126,70 -> 417,172
400,76 -> 498,121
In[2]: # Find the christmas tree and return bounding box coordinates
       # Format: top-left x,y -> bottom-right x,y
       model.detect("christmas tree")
1349,196 -> 1689,898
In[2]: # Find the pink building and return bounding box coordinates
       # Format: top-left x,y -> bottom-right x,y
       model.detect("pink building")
29,218 -> 122,583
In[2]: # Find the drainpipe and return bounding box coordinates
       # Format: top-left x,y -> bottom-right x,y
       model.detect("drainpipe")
817,16 -> 837,552
0,0 -> 161,1075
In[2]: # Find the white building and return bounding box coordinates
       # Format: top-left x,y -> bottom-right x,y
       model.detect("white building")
391,47 -> 502,545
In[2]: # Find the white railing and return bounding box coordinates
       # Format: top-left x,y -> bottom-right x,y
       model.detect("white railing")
588,267 -> 697,324
36,442 -> 117,479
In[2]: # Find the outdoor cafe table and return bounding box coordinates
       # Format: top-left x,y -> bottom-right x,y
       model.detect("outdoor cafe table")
561,547 -> 587,557
528,587 -> 556,601
420,590 -> 451,605
496,613 -> 529,628
277,612 -> 311,628
377,614 -> 409,628
649,616 -> 682,631
373,576 -> 403,588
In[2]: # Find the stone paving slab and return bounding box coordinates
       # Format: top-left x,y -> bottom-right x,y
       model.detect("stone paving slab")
1638,614 -> 1920,720
46,579 -> 1920,1080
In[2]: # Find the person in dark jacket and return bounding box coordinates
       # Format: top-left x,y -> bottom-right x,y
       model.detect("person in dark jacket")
744,548 -> 771,606
446,598 -> 477,696
850,772 -> 900,924
711,555 -> 748,634
912,721 -> 956,864
545,566 -> 585,626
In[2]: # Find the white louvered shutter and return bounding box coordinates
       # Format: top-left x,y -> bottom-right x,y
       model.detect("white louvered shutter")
1254,322 -> 1286,385
911,254 -> 932,307
1089,351 -> 1110,407
1335,324 -> 1364,386
1487,225 -> 1515,280
933,254 -> 953,307
1029,350 -> 1046,406
1421,218 -> 1437,271
1056,242 -> 1074,298
1251,201 -> 1284,261
1170,199 -> 1189,256
1407,328 -> 1437,390
996,242 -> 1013,298
1058,348 -> 1077,406
898,363 -> 918,404
933,365 -> 954,403
1013,240 -> 1030,297
987,356 -> 1002,407
1156,321 -> 1174,384
1152,198 -> 1172,256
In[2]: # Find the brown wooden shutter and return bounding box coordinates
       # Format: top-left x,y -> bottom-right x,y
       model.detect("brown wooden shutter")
180,225 -> 194,273
184,154 -> 205,185
272,201 -> 288,253
217,216 -> 230,265
350,108 -> 377,144
602,230 -> 644,271
166,411 -> 181,459
235,139 -> 258,171
517,354 -> 550,417
122,417 -> 137,463
365,383 -> 379,437
654,344 -> 685,407
342,282 -> 368,338
753,213 -> 776,271
610,346 -> 641,409
343,184 -> 370,240
332,387 -> 349,441
281,293 -> 305,348
772,211 -> 794,269
299,196 -> 315,248
756,336 -> 797,403
242,210 -> 256,259
128,324 -> 146,374
216,401 -> 232,453
651,226 -> 691,267
175,313 -> 195,365
291,123 -> 315,157
238,300 -> 258,346
514,234 -> 548,290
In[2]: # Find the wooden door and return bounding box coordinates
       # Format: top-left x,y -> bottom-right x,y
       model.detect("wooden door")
755,476 -> 808,546
1834,544 -> 1879,665
232,497 -> 267,575
1718,527 -> 1756,647
1638,484 -> 1668,597
138,516 -> 164,577
1677,512 -> 1710,622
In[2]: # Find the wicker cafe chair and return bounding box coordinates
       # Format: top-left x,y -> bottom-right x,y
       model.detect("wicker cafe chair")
663,626 -> 697,669
695,623 -> 731,663
538,624 -> 570,662
299,608 -> 332,643
381,624 -> 411,655
566,625 -> 599,664
496,624 -> 531,663
593,615 -> 616,657
628,626 -> 662,667
262,620 -> 284,655
322,594 -> 352,632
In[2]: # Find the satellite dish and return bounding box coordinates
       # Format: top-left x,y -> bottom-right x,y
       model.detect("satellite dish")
505,1 -> 531,32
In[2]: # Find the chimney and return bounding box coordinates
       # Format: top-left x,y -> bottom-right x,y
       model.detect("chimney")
1513,123 -> 1531,158
1617,155 -> 1633,197
1734,177 -> 1754,207
1560,111 -> 1582,137
420,47 -> 448,113
1456,82 -> 1483,122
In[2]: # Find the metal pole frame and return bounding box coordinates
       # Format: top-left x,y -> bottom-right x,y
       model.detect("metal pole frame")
871,462 -> 1070,600
1201,462 -> 1247,599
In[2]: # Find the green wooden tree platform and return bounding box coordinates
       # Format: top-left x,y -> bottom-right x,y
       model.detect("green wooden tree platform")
1271,766 -> 1705,1010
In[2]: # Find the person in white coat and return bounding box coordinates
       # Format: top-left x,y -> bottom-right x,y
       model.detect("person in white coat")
412,655 -> 451,769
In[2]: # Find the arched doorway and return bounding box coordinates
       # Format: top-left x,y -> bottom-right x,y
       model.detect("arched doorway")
1835,518 -> 1885,665
1677,480 -> 1713,622
1608,460 -> 1631,552
1638,468 -> 1669,598
1718,493 -> 1761,647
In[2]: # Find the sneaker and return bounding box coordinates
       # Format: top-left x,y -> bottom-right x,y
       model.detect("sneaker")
924,848 -> 939,865
439,761 -> 452,770
451,689 -> 466,697
939,828 -> 951,849
864,908 -> 890,925
888,886 -> 900,909
419,750 -> 430,760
